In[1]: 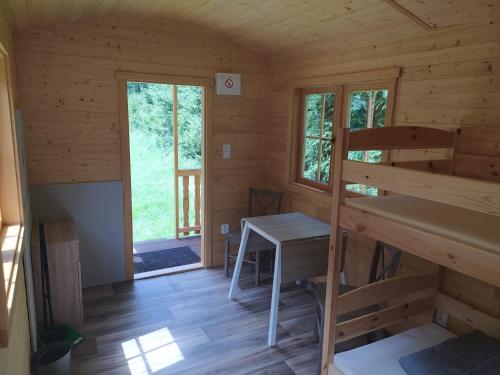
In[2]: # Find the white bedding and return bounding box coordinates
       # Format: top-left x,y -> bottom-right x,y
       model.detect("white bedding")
345,195 -> 500,254
329,323 -> 457,375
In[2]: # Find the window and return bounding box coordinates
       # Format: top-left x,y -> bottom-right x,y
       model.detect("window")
296,87 -> 341,191
292,76 -> 396,195
345,86 -> 391,196
0,45 -> 23,348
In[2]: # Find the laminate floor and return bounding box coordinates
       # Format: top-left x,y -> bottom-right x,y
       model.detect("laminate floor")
72,266 -> 319,374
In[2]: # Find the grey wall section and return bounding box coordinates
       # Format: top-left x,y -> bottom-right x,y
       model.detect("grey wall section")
30,181 -> 126,288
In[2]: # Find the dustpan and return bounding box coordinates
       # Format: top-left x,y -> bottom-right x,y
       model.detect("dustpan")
38,323 -> 85,349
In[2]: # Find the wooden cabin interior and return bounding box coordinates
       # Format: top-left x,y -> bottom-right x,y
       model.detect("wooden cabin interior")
0,1 -> 499,374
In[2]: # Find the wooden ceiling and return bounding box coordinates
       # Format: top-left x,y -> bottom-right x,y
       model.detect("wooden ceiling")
4,0 -> 499,58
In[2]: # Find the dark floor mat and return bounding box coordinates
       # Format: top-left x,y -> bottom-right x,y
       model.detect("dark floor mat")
133,246 -> 200,274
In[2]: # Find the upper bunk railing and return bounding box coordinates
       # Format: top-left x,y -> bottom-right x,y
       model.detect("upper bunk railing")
340,126 -> 500,216
348,126 -> 456,151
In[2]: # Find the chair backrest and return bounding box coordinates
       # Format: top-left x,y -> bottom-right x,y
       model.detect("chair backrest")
368,241 -> 402,284
248,188 -> 283,217
338,231 -> 349,284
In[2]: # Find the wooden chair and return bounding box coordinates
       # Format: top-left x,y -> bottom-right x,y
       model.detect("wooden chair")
224,188 -> 283,287
311,239 -> 402,373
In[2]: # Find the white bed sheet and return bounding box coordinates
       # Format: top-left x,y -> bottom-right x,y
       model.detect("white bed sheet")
345,195 -> 500,254
330,323 -> 457,375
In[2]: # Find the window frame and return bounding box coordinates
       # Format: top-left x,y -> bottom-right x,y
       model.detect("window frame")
295,85 -> 343,192
0,42 -> 24,348
343,79 -> 397,136
289,74 -> 398,197
343,79 -> 397,196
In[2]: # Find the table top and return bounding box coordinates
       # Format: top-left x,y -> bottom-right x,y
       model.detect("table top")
243,212 -> 330,243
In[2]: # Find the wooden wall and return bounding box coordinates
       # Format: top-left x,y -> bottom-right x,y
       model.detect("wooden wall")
15,20 -> 272,266
13,10 -> 500,324
267,22 -> 500,316
0,263 -> 31,375
0,4 -> 31,374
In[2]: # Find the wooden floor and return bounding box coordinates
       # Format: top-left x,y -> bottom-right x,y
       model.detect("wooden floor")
72,267 -> 319,374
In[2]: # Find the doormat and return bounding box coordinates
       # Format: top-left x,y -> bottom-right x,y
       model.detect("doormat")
133,246 -> 200,273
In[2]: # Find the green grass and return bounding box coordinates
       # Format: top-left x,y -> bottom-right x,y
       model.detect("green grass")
130,129 -> 176,242
130,129 -> 201,242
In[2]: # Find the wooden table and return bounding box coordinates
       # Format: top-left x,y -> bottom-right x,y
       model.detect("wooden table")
228,212 -> 330,346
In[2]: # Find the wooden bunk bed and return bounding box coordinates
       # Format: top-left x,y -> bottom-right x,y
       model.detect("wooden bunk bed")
320,126 -> 500,374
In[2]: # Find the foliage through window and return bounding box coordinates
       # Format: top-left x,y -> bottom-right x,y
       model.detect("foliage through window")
294,81 -> 394,195
297,88 -> 337,190
127,83 -> 202,169
346,89 -> 389,196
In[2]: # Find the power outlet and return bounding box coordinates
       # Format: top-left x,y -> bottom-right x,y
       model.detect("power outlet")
435,309 -> 449,328
221,224 -> 230,235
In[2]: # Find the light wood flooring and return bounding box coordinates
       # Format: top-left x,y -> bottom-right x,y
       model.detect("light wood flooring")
72,266 -> 319,374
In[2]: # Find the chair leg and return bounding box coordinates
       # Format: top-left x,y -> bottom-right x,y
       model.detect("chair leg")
224,239 -> 230,277
317,305 -> 325,375
255,251 -> 261,287
313,313 -> 319,339
270,251 -> 274,273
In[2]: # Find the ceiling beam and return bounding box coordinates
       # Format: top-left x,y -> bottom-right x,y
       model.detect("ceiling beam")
381,0 -> 434,32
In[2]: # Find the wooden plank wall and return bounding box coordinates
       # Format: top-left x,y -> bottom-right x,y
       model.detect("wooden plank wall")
0,4 -> 31,373
267,22 -> 500,317
0,263 -> 31,375
13,11 -> 500,321
15,20 -> 272,266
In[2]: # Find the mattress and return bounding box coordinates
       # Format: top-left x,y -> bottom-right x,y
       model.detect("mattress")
345,195 -> 500,254
330,323 -> 457,375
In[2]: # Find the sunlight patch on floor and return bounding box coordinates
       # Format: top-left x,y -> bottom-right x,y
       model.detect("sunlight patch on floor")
122,327 -> 184,374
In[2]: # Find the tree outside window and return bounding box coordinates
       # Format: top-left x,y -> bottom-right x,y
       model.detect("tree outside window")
297,86 -> 340,191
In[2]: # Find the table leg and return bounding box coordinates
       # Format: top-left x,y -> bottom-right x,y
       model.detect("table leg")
228,222 -> 250,299
268,242 -> 281,347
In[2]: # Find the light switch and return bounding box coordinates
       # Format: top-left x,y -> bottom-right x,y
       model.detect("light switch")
223,143 -> 231,159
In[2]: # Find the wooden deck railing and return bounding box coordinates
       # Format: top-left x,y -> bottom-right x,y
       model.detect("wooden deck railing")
176,169 -> 201,237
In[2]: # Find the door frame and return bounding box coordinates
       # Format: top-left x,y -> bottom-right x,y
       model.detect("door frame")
116,71 -> 214,280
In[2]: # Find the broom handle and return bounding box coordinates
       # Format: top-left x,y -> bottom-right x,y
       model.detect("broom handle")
39,222 -> 48,330
39,222 -> 54,329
